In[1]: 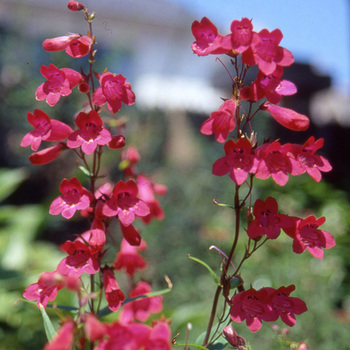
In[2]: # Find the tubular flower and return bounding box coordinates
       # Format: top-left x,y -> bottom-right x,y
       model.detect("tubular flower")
212,137 -> 257,185
44,321 -> 75,350
242,28 -> 294,75
230,17 -> 253,54
49,177 -> 92,219
92,72 -> 136,113
102,268 -> 125,312
284,215 -> 335,259
67,110 -> 112,154
21,109 -> 73,151
200,99 -> 236,143
102,180 -> 150,227
29,142 -> 67,165
36,64 -> 82,106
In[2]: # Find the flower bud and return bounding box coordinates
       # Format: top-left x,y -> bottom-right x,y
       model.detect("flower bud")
108,135 -> 126,149
222,326 -> 246,348
67,0 -> 84,11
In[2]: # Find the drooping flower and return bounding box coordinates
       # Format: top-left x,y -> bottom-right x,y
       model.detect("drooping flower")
49,177 -> 91,219
254,141 -> 304,186
247,197 -> 295,239
67,110 -> 112,154
92,72 -> 136,113
21,109 -> 73,151
44,320 -> 75,350
120,281 -> 163,324
29,142 -> 67,165
265,285 -> 308,327
230,18 -> 253,54
23,271 -> 65,308
36,64 -> 82,106
263,103 -> 310,131
102,180 -> 150,227
242,28 -> 294,75
230,288 -> 277,332
200,99 -> 236,143
212,137 -> 256,185
114,238 -> 147,276
191,17 -> 232,56
102,268 -> 125,312
290,137 -> 332,182
43,33 -> 93,58
284,215 -> 335,259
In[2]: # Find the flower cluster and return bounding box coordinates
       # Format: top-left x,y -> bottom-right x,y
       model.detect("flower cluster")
191,16 -> 335,348
22,2 -> 171,349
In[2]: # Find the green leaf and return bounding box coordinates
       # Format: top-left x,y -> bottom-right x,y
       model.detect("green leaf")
39,304 -> 57,342
188,255 -> 221,287
0,168 -> 28,202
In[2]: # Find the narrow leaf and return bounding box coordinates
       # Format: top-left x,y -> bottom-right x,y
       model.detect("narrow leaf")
39,304 -> 57,341
78,165 -> 91,177
188,255 -> 221,287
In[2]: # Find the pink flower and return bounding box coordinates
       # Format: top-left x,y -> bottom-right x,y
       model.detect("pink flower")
120,281 -> 163,323
230,18 -> 253,54
144,320 -> 172,350
49,177 -> 91,219
200,99 -> 236,143
21,109 -> 73,151
103,268 -> 125,312
67,110 -> 112,154
114,238 -> 147,276
85,314 -> 107,342
191,17 -> 232,56
92,72 -> 136,113
44,321 -> 75,350
265,285 -> 308,327
230,288 -> 277,332
43,33 -> 80,52
36,64 -> 82,106
254,141 -> 304,186
212,138 -> 256,185
290,137 -> 332,182
102,180 -> 150,227
247,197 -> 295,239
263,104 -> 310,131
57,229 -> 105,277
23,271 -> 65,308
29,143 -> 66,165
222,326 -> 246,349
121,146 -> 140,177
137,174 -> 166,224
284,215 -> 336,259
242,29 -> 294,75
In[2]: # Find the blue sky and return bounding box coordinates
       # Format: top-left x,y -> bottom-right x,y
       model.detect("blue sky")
170,0 -> 349,93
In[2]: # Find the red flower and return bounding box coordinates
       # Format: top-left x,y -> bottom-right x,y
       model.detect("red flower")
222,326 -> 246,349
67,110 -> 112,154
263,103 -> 310,131
230,18 -> 253,54
44,321 -> 75,350
23,271 -> 65,308
102,180 -> 150,227
57,229 -> 105,276
85,314 -> 107,342
119,281 -> 163,323
284,215 -> 335,259
120,146 -> 140,177
36,64 -> 82,106
43,33 -> 93,58
200,99 -> 236,143
247,197 -> 295,239
29,143 -> 67,165
230,288 -> 277,332
49,177 -> 91,219
92,72 -> 135,113
242,29 -> 294,75
191,17 -> 232,56
290,137 -> 332,182
265,285 -> 308,327
212,138 -> 256,185
144,320 -> 172,350
114,238 -> 147,276
67,1 -> 84,11
254,141 -> 304,186
21,109 -> 73,151
103,268 -> 125,312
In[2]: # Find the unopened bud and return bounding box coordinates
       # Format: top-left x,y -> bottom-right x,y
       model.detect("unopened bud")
67,0 -> 85,11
